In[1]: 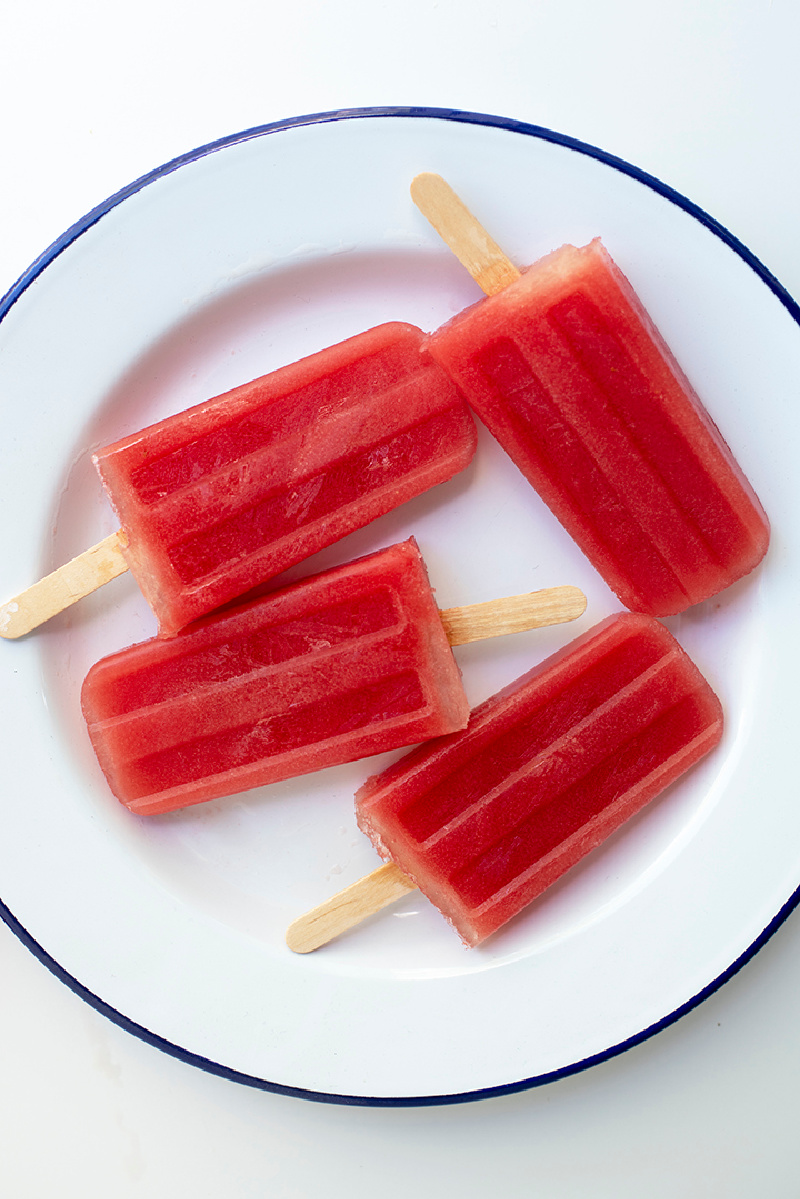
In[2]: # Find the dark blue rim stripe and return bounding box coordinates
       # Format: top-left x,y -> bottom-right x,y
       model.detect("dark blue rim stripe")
2,105 -> 799,1108
4,105 -> 800,327
3,880 -> 799,1108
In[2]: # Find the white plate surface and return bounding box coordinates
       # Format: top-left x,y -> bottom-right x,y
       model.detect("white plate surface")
1,109 -> 798,1103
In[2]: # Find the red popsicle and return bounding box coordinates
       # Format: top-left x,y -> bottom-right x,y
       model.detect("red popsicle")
287,612 -> 723,951
2,322 -> 477,638
415,174 -> 769,616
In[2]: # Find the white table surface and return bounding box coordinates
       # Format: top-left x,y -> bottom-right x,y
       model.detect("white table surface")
2,3 -> 799,1194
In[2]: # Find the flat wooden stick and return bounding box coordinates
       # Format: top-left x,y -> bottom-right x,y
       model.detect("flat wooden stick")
0,531 -> 129,640
440,584 -> 585,646
286,862 -> 416,953
410,172 -> 520,296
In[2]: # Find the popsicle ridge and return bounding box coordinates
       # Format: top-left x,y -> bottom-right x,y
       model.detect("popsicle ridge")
457,688 -> 716,923
426,656 -> 714,910
111,670 -> 429,807
87,587 -> 404,719
127,336 -> 425,503
159,404 -> 467,585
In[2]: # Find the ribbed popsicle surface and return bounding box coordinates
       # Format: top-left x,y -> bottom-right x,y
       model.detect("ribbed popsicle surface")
356,613 -> 723,946
95,323 -> 477,634
428,240 -> 768,615
82,540 -> 469,815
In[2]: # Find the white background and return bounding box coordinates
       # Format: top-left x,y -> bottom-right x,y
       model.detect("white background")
2,2 -> 799,1195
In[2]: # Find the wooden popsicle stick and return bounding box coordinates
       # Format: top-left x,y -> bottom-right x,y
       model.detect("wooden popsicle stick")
440,584 -> 585,646
0,531 -> 129,640
411,172 -> 520,297
286,862 -> 417,954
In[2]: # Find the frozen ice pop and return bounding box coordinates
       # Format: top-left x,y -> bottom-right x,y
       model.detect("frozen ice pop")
81,538 -> 586,815
287,612 -> 723,951
1,322 -> 477,639
413,173 -> 770,616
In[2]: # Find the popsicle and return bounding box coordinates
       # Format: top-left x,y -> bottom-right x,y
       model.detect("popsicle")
81,538 -> 586,816
413,173 -> 770,616
286,612 -> 723,951
1,321 -> 477,639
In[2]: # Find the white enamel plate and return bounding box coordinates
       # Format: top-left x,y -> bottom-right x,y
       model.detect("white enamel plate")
1,108 -> 798,1104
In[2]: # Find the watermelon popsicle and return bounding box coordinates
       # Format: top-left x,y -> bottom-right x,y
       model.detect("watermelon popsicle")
1,322 -> 477,638
286,612 -> 723,952
413,174 -> 769,616
81,538 -> 586,816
